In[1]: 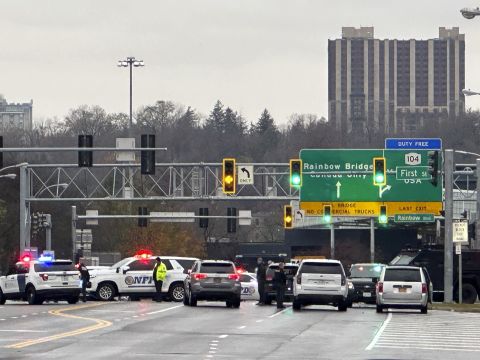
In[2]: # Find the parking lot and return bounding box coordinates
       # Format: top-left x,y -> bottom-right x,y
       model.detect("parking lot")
1,300 -> 479,360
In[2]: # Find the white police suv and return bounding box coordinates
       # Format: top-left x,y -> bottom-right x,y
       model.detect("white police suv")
88,253 -> 198,301
0,256 -> 81,305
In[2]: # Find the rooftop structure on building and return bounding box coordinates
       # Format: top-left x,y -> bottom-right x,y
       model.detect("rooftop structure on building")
328,27 -> 465,133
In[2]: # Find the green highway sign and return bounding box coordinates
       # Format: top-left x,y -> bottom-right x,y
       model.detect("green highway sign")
394,214 -> 435,223
299,149 -> 442,203
396,166 -> 431,181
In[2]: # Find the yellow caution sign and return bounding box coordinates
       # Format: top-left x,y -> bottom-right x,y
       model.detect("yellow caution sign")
300,201 -> 442,217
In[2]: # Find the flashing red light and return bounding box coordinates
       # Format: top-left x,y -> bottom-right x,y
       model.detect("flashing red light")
194,273 -> 207,280
134,249 -> 153,259
228,274 -> 240,281
21,255 -> 31,263
75,263 -> 80,269
236,268 -> 245,274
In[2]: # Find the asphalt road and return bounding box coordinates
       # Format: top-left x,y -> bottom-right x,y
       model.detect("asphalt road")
1,300 -> 479,360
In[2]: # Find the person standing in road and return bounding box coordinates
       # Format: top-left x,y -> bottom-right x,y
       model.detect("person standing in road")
256,257 -> 266,305
153,257 -> 167,302
274,262 -> 287,309
78,262 -> 90,303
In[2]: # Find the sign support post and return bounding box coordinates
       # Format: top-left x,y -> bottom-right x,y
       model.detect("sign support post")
330,224 -> 335,259
444,149 -> 454,303
370,218 -> 375,263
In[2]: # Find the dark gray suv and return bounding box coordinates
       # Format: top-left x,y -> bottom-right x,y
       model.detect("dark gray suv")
183,260 -> 242,308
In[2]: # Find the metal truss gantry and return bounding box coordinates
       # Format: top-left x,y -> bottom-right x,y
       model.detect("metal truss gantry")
19,163 -> 299,251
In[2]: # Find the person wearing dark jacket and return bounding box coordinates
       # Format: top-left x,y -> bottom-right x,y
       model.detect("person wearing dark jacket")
273,262 -> 287,309
78,263 -> 90,302
256,257 -> 266,305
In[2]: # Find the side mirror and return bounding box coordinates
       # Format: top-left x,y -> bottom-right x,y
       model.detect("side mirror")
122,266 -> 130,275
116,267 -> 120,274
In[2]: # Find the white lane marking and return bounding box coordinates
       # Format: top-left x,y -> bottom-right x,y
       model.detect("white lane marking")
11,317 -> 18,319
0,319 -> 5,321
123,317 -> 130,320
32,313 -> 38,315
146,305 -> 183,315
218,334 -> 229,339
268,307 -> 290,318
375,345 -> 480,352
132,315 -> 138,318
211,340 -> 219,343
114,319 -> 121,322
87,310 -> 136,313
206,356 -> 213,358
256,319 -> 263,323
209,351 -> 216,354
365,312 -> 392,351
21,315 -> 27,318
237,325 -> 246,329
0,330 -> 48,333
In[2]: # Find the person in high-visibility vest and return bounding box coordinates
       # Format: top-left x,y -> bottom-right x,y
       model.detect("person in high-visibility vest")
152,257 -> 167,302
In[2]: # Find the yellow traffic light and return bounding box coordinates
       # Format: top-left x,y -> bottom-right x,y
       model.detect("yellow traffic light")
222,158 -> 236,194
284,205 -> 293,229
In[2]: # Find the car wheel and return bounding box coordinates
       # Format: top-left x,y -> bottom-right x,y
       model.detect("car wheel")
68,297 -> 79,304
421,305 -> 428,314
376,305 -> 383,313
461,283 -> 478,304
97,283 -> 116,301
183,292 -> 190,306
168,283 -> 185,302
27,287 -> 38,305
225,300 -> 232,308
292,299 -> 301,311
0,289 -> 6,305
189,291 -> 197,307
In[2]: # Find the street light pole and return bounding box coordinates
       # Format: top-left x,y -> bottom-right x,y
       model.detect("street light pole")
117,57 -> 145,133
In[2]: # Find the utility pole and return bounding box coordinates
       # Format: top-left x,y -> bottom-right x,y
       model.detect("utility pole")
444,149 -> 454,303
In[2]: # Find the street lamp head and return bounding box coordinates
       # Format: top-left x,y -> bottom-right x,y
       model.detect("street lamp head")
133,60 -> 144,67
0,173 -> 16,180
462,89 -> 480,96
461,7 -> 480,19
117,60 -> 128,67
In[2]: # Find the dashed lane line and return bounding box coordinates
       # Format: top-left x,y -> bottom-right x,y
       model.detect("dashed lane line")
146,305 -> 183,315
4,303 -> 111,349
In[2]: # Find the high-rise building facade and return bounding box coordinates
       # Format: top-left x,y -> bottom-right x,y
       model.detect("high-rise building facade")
0,95 -> 33,132
328,27 -> 465,133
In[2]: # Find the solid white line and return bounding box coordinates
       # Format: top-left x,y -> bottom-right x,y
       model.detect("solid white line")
146,305 -> 183,315
211,340 -> 219,343
375,345 -> 480,352
256,319 -> 263,323
237,326 -> 246,329
87,310 -> 136,313
0,319 -> 5,321
377,339 -> 480,347
268,307 -> 290,318
218,334 -> 229,339
0,330 -> 48,333
365,312 -> 392,351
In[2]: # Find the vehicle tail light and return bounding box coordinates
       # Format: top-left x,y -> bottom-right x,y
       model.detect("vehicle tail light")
39,273 -> 48,281
296,275 -> 302,285
377,282 -> 383,293
194,273 -> 207,280
341,277 -> 346,286
228,274 -> 240,281
266,275 -> 273,281
422,283 -> 427,294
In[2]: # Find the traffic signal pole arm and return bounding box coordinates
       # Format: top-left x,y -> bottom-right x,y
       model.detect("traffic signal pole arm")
0,147 -> 167,152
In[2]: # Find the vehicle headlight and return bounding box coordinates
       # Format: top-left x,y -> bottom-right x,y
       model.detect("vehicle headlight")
348,282 -> 354,289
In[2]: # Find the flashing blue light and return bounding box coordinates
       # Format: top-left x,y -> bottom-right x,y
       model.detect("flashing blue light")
38,255 -> 53,262
373,265 -> 382,272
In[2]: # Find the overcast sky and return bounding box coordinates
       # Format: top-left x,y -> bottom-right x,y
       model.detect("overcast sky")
2,0 -> 480,125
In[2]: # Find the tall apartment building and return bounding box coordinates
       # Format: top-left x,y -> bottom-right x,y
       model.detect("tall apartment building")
328,27 -> 465,133
0,95 -> 33,132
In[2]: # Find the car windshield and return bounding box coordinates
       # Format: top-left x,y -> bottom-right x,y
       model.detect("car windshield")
350,265 -> 383,278
267,265 -> 298,276
110,258 -> 132,269
300,262 -> 343,275
200,263 -> 235,274
384,268 -> 421,282
34,262 -> 77,272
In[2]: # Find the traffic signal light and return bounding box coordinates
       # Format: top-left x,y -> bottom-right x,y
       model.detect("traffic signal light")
141,134 -> 156,175
199,207 -> 209,228
284,205 -> 293,229
222,158 -> 236,194
289,159 -> 302,187
138,207 -> 148,227
31,213 -> 39,234
227,207 -> 237,233
0,135 -> 3,169
373,157 -> 386,186
427,150 -> 439,186
78,135 -> 93,167
379,205 -> 388,224
323,205 -> 332,223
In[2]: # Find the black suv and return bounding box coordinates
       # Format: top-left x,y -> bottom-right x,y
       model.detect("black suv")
264,262 -> 299,305
348,263 -> 385,304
